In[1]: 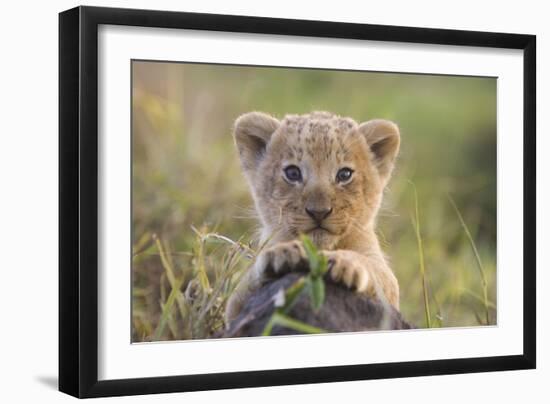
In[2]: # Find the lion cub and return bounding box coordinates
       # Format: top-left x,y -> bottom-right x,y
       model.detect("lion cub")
226,111 -> 400,322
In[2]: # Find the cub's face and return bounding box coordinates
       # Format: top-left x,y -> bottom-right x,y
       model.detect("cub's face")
234,111 -> 400,249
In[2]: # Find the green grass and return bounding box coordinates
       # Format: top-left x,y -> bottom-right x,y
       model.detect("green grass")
448,195 -> 491,325
260,235 -> 330,336
410,182 -> 432,328
131,61 -> 497,341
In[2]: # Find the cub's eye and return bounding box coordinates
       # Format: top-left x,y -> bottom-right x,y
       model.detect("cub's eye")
336,167 -> 354,183
284,165 -> 302,183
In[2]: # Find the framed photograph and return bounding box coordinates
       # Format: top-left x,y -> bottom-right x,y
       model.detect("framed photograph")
59,5 -> 536,398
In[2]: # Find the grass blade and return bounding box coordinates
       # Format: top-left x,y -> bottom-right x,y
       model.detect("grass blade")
262,312 -> 327,335
410,182 -> 432,328
448,195 -> 490,325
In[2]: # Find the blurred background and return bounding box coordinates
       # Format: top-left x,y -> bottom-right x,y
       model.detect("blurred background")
131,61 -> 496,342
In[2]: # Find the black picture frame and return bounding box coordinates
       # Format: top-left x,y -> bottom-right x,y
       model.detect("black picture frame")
59,5 -> 536,398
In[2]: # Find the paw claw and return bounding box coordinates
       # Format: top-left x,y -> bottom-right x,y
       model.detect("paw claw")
325,251 -> 369,293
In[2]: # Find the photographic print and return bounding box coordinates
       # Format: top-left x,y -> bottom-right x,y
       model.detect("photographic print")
131,61 -> 497,342
59,7 -> 535,397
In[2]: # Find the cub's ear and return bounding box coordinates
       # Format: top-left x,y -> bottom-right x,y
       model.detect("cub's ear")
358,119 -> 400,184
233,112 -> 280,172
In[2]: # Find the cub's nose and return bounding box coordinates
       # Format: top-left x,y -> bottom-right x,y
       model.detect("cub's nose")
305,207 -> 333,223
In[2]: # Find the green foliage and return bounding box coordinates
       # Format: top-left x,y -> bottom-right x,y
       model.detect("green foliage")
131,61 -> 497,341
301,234 -> 329,311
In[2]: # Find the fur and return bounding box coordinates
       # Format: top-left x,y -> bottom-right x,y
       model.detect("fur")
226,111 -> 401,322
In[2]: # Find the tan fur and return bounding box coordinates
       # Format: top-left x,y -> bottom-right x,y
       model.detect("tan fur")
226,111 -> 400,322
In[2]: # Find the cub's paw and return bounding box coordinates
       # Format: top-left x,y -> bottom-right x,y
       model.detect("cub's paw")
325,251 -> 369,293
254,240 -> 309,279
